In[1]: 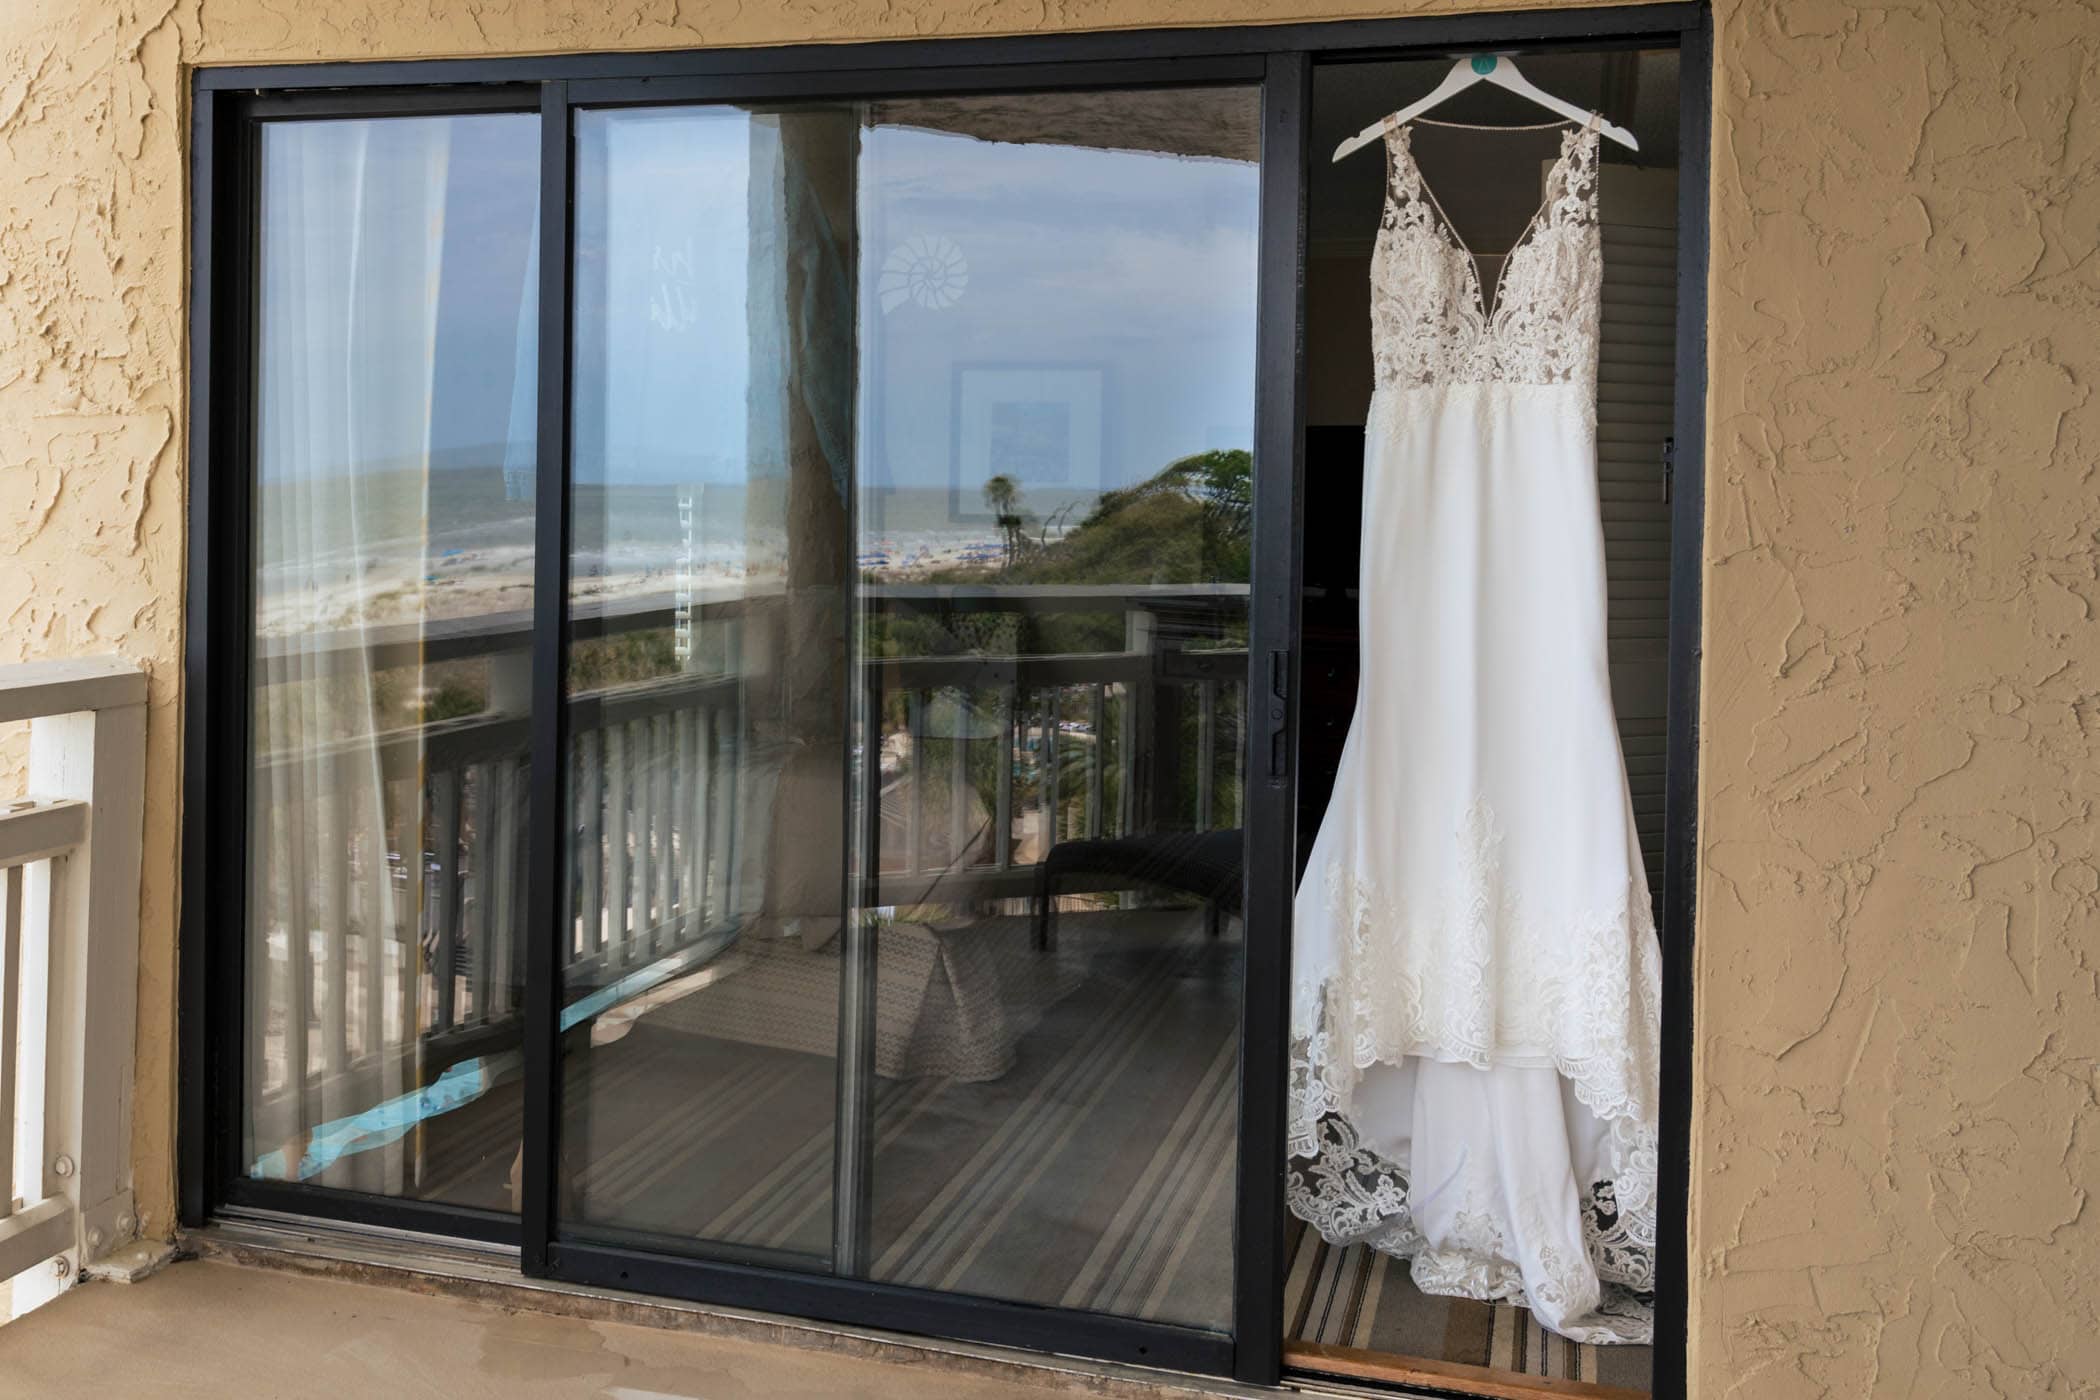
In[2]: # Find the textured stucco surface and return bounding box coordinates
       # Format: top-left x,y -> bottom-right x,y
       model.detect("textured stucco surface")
1696,4 -> 2099,1396
1,1 -> 2094,1396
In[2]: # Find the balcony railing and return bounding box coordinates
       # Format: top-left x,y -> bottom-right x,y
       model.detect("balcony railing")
0,658 -> 146,1317
245,585 -> 1247,1177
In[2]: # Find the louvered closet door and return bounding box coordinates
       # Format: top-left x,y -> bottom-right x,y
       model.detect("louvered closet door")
1594,163 -> 1679,887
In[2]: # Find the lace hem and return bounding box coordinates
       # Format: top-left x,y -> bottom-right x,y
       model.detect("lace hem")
1288,802 -> 1663,1194
1289,1009 -> 1662,1234
1287,1112 -> 1656,1345
1285,795 -> 1662,1345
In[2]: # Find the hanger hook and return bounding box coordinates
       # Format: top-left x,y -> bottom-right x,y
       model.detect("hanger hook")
1469,55 -> 1498,76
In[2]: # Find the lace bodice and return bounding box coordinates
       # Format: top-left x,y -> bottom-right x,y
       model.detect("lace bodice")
1371,121 -> 1602,391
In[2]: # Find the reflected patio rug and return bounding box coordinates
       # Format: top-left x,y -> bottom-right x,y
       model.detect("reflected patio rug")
556,909 -> 1243,1330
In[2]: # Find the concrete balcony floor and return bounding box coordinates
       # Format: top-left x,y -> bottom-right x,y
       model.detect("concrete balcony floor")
0,1254 -> 1257,1400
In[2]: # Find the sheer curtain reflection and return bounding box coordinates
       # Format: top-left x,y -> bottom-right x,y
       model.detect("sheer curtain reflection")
247,115 -> 539,1202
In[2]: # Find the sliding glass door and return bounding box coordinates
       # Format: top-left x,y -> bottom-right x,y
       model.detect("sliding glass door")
554,85 -> 1262,1332
201,15 -> 1702,1393
559,100 -> 855,1266
240,110 -> 540,1206
206,54 -> 1295,1380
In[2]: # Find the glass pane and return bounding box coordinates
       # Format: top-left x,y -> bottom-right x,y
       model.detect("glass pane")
850,89 -> 1258,1330
559,104 -> 851,1264
244,113 -> 540,1206
555,87 -> 1260,1334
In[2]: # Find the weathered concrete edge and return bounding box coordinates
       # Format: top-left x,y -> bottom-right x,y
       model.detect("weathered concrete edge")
84,1239 -> 179,1284
183,1223 -> 1308,1400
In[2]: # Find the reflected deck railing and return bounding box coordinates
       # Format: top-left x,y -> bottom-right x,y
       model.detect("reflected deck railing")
248,583 -> 1248,1132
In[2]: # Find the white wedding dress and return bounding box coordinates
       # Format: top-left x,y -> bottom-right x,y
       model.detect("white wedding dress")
1287,118 -> 1663,1345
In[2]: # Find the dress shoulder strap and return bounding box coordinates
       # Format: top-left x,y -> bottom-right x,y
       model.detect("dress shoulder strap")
1379,123 -> 1421,207
1540,119 -> 1604,238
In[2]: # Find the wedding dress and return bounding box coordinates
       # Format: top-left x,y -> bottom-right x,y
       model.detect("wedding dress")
1287,118 -> 1663,1345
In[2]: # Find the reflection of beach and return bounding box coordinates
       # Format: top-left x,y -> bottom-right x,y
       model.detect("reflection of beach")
256,544 -> 521,637
256,543 -> 771,638
255,524 -> 1095,638
858,516 -> 1086,579
253,475 -> 1091,636
857,531 -> 1008,578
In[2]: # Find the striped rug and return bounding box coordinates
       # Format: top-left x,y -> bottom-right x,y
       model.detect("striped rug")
562,909 -> 1243,1329
415,906 -> 1649,1391
1284,1222 -> 1653,1390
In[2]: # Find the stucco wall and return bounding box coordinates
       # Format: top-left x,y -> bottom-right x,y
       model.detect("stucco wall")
0,1 -> 2092,1395
1697,4 -> 2098,1395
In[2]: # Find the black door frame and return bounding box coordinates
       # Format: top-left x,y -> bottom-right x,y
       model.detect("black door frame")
181,5 -> 1710,1391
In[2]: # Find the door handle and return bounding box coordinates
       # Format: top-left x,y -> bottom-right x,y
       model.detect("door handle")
1266,647 -> 1291,780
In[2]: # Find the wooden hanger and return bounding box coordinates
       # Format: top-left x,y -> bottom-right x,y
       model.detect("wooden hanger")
1331,54 -> 1639,163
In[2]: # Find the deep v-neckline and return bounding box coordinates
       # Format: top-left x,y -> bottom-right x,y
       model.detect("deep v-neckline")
1388,119 -> 1595,325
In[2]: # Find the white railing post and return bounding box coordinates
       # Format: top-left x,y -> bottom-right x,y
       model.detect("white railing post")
0,657 -> 146,1313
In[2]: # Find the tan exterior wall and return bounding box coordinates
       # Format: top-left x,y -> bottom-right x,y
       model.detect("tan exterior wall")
1,0 -> 2092,1394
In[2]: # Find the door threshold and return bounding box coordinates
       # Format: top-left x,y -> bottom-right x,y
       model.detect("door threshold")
187,1212 -> 1279,1400
1285,1340 -> 1647,1400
